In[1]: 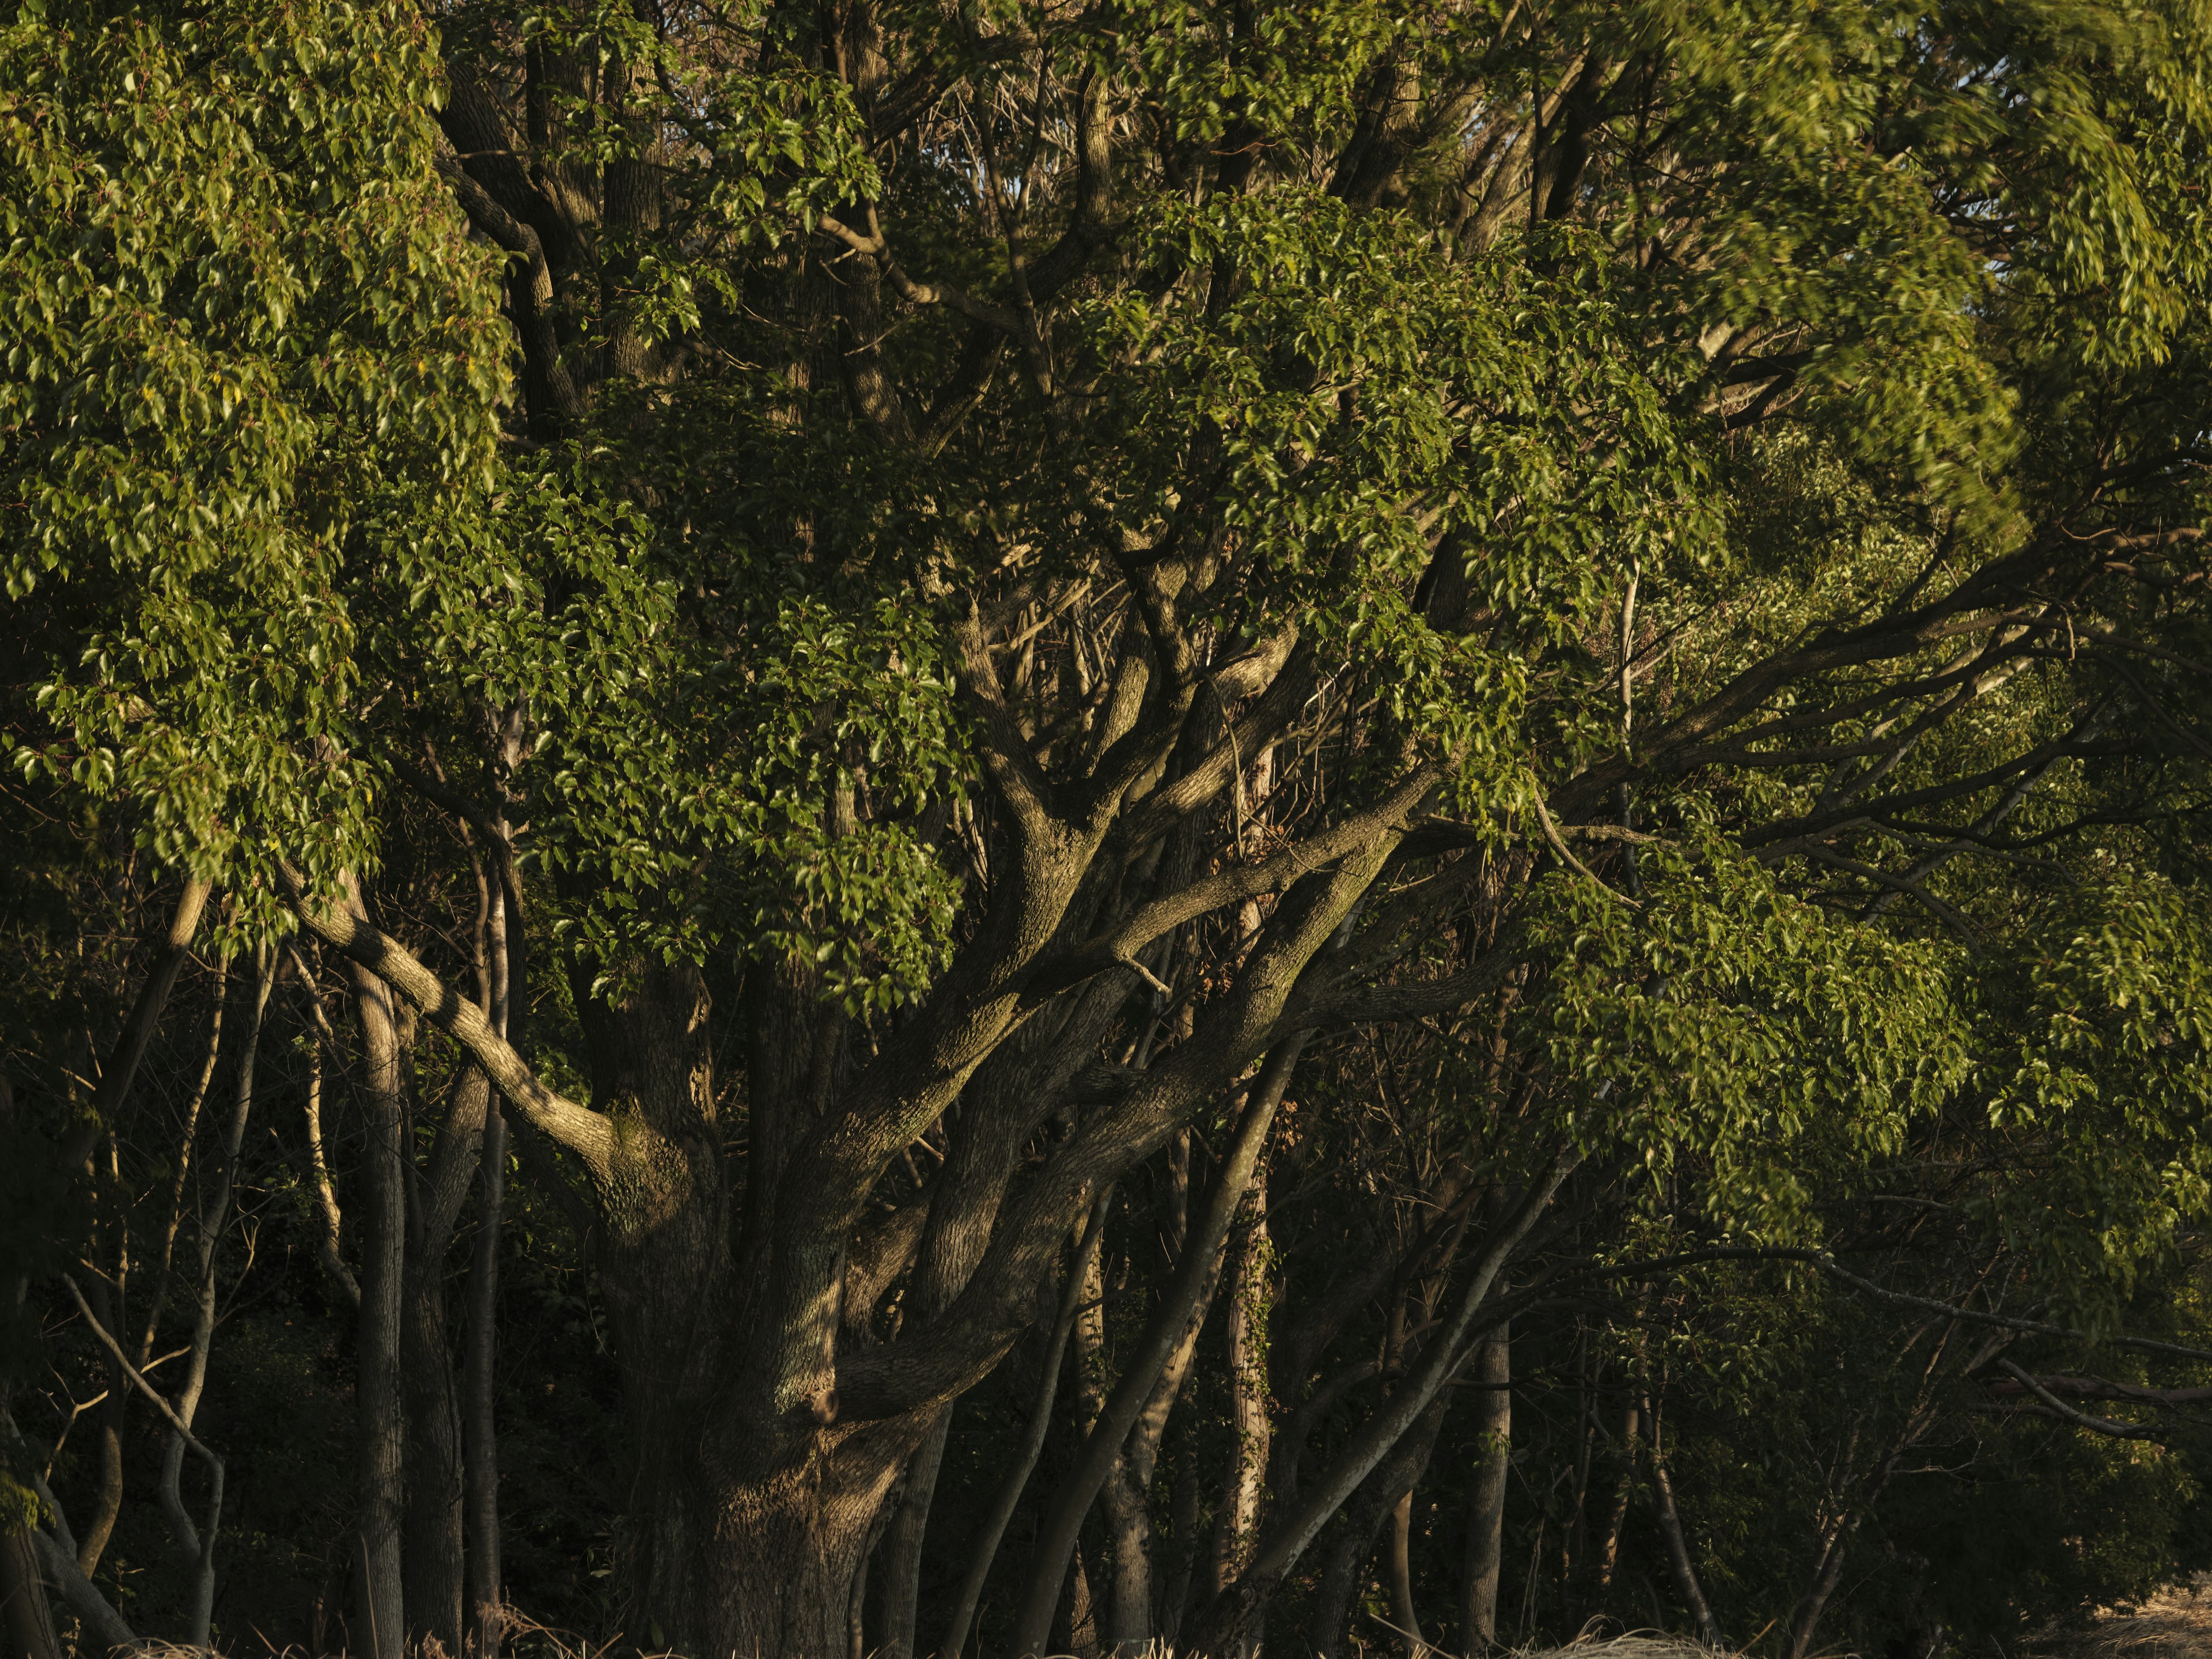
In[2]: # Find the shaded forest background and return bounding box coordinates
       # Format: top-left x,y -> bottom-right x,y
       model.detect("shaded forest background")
7,0 -> 2212,1656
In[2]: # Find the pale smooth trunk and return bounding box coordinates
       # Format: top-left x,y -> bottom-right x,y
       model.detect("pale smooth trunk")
464,1096 -> 508,1658
1209,1168 -> 1272,1659
347,879 -> 409,1659
1459,1320 -> 1511,1649
467,857 -> 514,1657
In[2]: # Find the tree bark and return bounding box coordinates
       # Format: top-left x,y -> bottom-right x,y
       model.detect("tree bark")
1014,1039 -> 1307,1656
467,829 -> 518,1658
1387,1489 -> 1428,1657
1459,1319 -> 1511,1649
1209,1164 -> 1274,1659
464,1088 -> 508,1659
874,1412 -> 950,1659
402,1058 -> 494,1657
160,941 -> 273,1646
939,1198 -> 1110,1659
1645,1399 -> 1718,1647
347,878 -> 410,1659
0,1525 -> 60,1659
402,1257 -> 467,1656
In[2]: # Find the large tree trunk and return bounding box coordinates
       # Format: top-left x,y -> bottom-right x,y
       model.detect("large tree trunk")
627,1422 -> 922,1659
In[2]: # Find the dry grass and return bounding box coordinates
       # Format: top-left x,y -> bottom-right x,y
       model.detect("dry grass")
1359,1633 -> 1729,1659
1515,1639 -> 1727,1659
2029,1577 -> 2212,1659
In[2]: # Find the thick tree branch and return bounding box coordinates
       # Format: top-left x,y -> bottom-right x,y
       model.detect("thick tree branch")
278,864 -> 615,1185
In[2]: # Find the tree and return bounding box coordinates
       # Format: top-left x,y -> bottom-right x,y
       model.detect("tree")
7,0 -> 2212,1654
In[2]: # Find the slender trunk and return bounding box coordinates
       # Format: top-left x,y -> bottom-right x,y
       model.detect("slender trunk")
1586,1399 -> 1640,1611
298,999 -> 361,1307
137,960 -> 228,1364
64,876 -> 213,1171
1387,1490 -> 1427,1657
347,879 -> 410,1659
1161,1408 -> 1203,1647
69,882 -> 219,1584
1209,1165 -> 1273,1659
849,1542 -> 872,1659
1309,1397 -> 1450,1659
1644,1398 -> 1718,1647
402,1047 -> 495,1657
161,941 -> 273,1647
1186,1147 -> 1578,1657
1069,1205 -> 1157,1654
939,1198 -> 1111,1659
464,1092 -> 509,1658
874,1412 -> 950,1659
1105,1135 -> 1238,1649
1014,1038 -> 1308,1657
467,853 -> 513,1657
402,1266 -> 466,1654
77,1286 -> 127,1579
1783,1522 -> 1853,1659
1459,1320 -> 1510,1649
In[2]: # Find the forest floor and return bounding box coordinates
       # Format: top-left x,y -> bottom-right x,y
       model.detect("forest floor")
2033,1579 -> 2212,1659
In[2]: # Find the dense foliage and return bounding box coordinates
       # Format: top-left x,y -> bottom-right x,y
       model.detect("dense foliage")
6,0 -> 2212,1656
